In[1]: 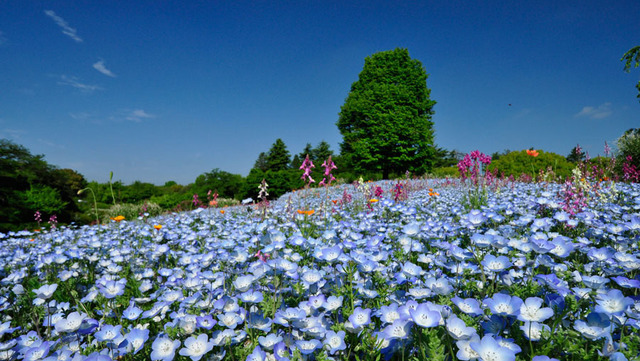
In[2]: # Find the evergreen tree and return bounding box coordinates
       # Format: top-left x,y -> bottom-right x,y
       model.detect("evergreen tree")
337,48 -> 436,179
312,141 -> 333,162
566,146 -> 586,163
266,139 -> 291,171
253,152 -> 268,172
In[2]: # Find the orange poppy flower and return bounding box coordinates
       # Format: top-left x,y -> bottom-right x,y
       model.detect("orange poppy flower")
526,149 -> 539,157
369,198 -> 379,203
220,210 -> 225,214
332,200 -> 338,204
111,215 -> 125,222
153,224 -> 162,230
297,209 -> 315,216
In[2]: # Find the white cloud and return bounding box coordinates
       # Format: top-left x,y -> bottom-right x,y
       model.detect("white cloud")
125,109 -> 155,122
58,75 -> 101,92
575,102 -> 612,119
44,10 -> 83,43
93,59 -> 116,77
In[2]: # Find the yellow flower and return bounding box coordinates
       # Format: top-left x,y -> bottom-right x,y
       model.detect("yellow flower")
369,198 -> 379,203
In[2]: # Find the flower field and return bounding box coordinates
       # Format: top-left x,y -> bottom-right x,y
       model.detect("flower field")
1,178 -> 640,361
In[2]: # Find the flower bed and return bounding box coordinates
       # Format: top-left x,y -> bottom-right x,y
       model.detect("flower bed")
1,178 -> 639,361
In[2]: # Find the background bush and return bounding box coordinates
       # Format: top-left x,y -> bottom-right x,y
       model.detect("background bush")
488,150 -> 575,180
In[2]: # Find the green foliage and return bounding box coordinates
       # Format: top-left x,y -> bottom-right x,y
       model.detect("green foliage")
616,128 -> 640,171
430,166 -> 459,178
621,45 -> 640,102
101,202 -> 163,220
0,139 -> 84,231
487,149 -> 575,180
566,146 -> 586,163
21,185 -> 67,215
192,168 -> 244,199
337,48 -> 437,179
266,138 -> 291,171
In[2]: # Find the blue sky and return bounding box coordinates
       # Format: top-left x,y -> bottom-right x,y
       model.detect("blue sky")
1,1 -> 639,185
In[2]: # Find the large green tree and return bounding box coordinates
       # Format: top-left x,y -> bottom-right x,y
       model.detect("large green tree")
622,46 -> 640,102
266,139 -> 291,171
337,48 -> 436,179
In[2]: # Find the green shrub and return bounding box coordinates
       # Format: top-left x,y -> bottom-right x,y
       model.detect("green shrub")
487,150 -> 575,181
101,202 -> 163,221
430,166 -> 459,178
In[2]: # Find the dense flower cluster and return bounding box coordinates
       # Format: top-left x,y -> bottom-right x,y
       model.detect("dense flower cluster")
0,178 -> 639,361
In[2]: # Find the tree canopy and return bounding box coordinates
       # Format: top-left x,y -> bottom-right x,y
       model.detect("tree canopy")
337,48 -> 436,179
622,46 -> 640,102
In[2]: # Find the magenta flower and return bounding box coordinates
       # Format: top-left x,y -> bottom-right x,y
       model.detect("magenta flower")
299,154 -> 315,185
319,156 -> 337,186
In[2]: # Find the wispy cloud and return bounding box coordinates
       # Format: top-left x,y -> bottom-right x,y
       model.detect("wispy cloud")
44,10 -> 83,43
58,75 -> 101,92
93,59 -> 116,77
125,109 -> 156,122
575,102 -> 612,119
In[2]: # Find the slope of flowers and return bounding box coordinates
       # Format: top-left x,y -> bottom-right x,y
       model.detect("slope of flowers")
1,179 -> 639,361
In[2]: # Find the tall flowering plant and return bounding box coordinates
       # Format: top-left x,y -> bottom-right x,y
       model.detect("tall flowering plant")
458,150 -> 492,209
319,156 -> 337,217
299,154 -> 315,186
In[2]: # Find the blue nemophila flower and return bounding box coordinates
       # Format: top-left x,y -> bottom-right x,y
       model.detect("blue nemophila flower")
217,311 -> 243,329
23,341 -> 51,361
544,293 -> 565,314
581,274 -> 610,289
532,356 -> 560,361
381,318 -> 412,340
484,293 -> 523,317
307,294 -> 326,310
470,335 -> 517,361
410,303 -> 442,328
595,289 -> 634,316
445,316 -> 477,340
481,254 -> 513,273
122,302 -> 143,321
98,279 -> 126,299
456,334 -> 481,360
246,312 -> 273,332
246,346 -> 267,361
274,307 -> 306,326
0,321 -> 19,336
573,312 -> 611,340
348,307 -> 372,331
150,336 -> 180,361
482,314 -> 507,335
33,284 -> 58,299
520,321 -> 550,341
54,311 -> 86,333
83,351 -> 112,361
295,339 -> 322,355
95,324 -> 123,343
322,295 -> 343,312
179,334 -> 214,361
233,274 -> 255,292
377,303 -> 402,324
258,333 -> 283,351
324,330 -> 347,354
451,296 -> 483,316
612,276 -> 640,289
239,289 -> 264,304
319,245 -> 342,262
195,315 -> 216,330
518,297 -> 554,323
123,328 -> 149,355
